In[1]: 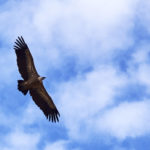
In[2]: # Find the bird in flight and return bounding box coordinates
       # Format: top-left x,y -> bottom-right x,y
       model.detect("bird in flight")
14,36 -> 60,122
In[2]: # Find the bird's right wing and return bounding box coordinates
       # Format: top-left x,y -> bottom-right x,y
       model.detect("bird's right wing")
29,83 -> 60,122
14,36 -> 39,80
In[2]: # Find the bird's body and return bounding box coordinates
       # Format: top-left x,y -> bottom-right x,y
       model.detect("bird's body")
14,36 -> 60,122
19,76 -> 44,90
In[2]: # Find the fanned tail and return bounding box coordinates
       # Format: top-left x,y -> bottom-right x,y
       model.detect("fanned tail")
18,80 -> 28,95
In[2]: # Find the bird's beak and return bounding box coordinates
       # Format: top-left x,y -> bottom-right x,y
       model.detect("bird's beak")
42,77 -> 46,80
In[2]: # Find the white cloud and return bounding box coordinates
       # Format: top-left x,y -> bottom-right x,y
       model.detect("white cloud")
97,100 -> 150,140
58,66 -> 127,140
0,0 -> 139,67
131,43 -> 150,64
21,100 -> 44,125
0,50 -> 16,85
127,43 -> 150,89
135,64 -> 150,87
0,100 -> 41,150
2,130 -> 40,150
113,146 -> 135,150
44,140 -> 68,150
137,1 -> 150,33
44,140 -> 81,150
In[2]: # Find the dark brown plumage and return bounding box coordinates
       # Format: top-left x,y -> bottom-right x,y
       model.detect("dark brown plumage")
14,36 -> 60,122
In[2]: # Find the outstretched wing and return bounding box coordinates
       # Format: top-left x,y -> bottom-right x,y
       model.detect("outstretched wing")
14,36 -> 39,80
29,83 -> 60,122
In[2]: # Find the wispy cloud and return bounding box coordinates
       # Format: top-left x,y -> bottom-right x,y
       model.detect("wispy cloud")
97,100 -> 150,140
58,66 -> 127,140
44,140 -> 68,150
1,129 -> 40,150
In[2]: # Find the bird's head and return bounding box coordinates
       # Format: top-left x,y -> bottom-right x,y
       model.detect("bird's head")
38,76 -> 46,81
41,77 -> 46,80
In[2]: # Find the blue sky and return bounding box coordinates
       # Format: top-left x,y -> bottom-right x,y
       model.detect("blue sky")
1,0 -> 150,149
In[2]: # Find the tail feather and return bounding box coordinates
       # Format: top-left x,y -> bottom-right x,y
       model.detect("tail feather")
18,80 -> 28,95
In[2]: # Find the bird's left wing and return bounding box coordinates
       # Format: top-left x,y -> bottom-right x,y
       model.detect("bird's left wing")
14,36 -> 39,80
29,83 -> 60,122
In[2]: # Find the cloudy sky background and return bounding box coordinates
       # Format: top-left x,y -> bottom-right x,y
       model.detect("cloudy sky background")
0,0 -> 150,149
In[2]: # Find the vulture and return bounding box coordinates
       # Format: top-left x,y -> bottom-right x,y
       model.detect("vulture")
14,36 -> 60,122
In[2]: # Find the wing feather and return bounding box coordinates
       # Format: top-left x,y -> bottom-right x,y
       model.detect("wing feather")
14,36 -> 39,80
29,83 -> 60,122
